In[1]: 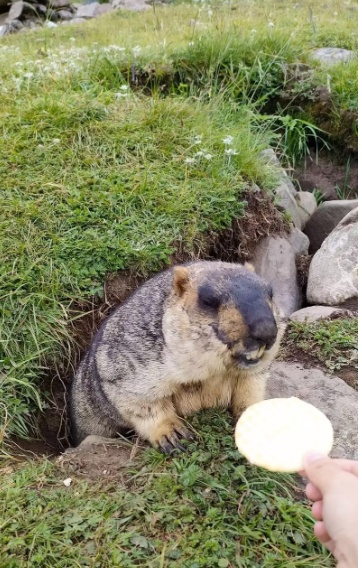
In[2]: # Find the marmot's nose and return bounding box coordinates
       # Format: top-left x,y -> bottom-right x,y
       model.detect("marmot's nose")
249,319 -> 278,349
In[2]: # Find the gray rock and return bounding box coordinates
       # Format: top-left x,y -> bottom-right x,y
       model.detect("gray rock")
287,227 -> 310,256
267,362 -> 358,460
5,17 -> 23,30
304,199 -> 358,254
76,1 -> 99,17
312,47 -> 356,67
95,2 -> 112,14
307,208 -> 358,306
252,236 -> 302,318
295,191 -> 317,230
6,0 -> 23,21
57,8 -> 73,18
68,15 -> 86,22
48,0 -> 70,6
289,305 -> 353,323
0,24 -> 8,35
259,149 -> 301,228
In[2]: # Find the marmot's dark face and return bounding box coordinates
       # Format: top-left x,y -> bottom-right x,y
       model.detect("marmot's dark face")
173,262 -> 281,369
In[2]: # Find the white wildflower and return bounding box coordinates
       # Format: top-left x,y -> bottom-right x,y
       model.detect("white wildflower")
207,9 -> 213,16
225,148 -> 238,156
63,478 -> 72,487
23,72 -> 33,79
52,138 -> 61,144
120,84 -> 128,91
195,151 -> 205,157
132,45 -> 142,57
193,135 -> 203,144
203,153 -> 212,160
268,21 -> 275,28
222,135 -> 234,145
189,41 -> 194,46
185,157 -> 195,164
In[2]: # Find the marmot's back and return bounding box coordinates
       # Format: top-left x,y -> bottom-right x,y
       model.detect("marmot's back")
70,261 -> 285,450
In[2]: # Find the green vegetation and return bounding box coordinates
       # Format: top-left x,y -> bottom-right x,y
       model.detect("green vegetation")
281,318 -> 358,375
0,410 -> 334,567
0,0 -> 357,441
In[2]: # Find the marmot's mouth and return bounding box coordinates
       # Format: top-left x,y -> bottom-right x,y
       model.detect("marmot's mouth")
234,353 -> 261,367
234,346 -> 266,368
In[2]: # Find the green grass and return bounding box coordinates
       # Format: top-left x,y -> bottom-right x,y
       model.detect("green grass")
0,410 -> 333,567
281,318 -> 358,375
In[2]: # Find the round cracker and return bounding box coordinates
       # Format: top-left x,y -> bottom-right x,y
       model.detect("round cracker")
235,397 -> 334,473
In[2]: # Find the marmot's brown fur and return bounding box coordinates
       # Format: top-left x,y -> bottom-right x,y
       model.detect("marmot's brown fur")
70,261 -> 285,453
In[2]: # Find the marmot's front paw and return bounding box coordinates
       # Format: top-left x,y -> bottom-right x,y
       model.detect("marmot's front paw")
151,420 -> 193,454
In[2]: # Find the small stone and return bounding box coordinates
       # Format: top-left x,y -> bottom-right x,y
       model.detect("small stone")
287,227 -> 310,256
289,306 -> 353,323
312,47 -> 356,67
57,8 -> 73,18
63,477 -> 72,487
45,20 -> 57,27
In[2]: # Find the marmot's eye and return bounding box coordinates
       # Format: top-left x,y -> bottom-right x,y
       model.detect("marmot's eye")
198,285 -> 221,310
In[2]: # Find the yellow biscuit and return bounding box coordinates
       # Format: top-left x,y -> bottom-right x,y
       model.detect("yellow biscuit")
235,397 -> 334,473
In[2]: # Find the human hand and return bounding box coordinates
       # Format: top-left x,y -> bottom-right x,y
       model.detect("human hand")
300,453 -> 358,568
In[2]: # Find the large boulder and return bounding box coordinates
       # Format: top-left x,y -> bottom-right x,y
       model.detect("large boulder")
267,362 -> 358,460
259,149 -> 301,229
304,199 -> 358,254
252,236 -> 302,317
307,208 -> 358,306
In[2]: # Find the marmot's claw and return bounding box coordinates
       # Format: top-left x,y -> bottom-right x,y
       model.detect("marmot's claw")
158,436 -> 176,454
175,425 -> 194,441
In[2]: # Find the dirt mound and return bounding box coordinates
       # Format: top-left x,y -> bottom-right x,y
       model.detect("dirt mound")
57,438 -> 143,482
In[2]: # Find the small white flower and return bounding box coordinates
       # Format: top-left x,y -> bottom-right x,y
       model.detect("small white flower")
132,45 -> 142,57
194,135 -> 203,144
189,41 -> 194,46
203,153 -> 212,160
207,9 -> 213,16
222,135 -> 234,145
115,92 -> 128,99
63,478 -> 72,487
120,84 -> 128,91
185,157 -> 195,164
268,21 -> 275,28
251,29 -> 257,34
225,148 -> 238,156
46,21 -> 58,28
52,138 -> 61,144
23,72 -> 34,79
195,151 -> 204,157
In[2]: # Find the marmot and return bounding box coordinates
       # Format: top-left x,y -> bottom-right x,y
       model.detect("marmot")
70,261 -> 285,453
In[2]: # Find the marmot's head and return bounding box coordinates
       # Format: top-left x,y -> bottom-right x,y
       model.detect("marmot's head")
172,261 -> 284,370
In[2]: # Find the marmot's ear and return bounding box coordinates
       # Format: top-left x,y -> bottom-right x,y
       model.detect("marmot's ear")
173,266 -> 189,296
244,262 -> 255,272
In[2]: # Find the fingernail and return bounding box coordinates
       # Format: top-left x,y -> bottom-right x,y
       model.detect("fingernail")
303,452 -> 326,465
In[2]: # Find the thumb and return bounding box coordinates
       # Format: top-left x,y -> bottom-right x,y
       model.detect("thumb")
302,453 -> 345,492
